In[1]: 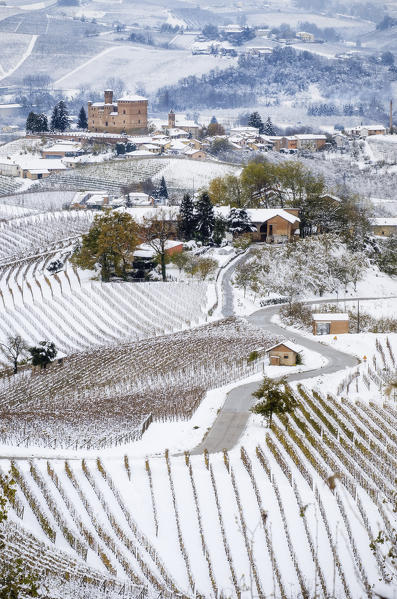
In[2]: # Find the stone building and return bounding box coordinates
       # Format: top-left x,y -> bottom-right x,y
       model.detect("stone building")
88,90 -> 148,134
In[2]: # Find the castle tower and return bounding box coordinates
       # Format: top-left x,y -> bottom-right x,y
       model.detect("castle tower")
104,89 -> 113,105
168,109 -> 175,129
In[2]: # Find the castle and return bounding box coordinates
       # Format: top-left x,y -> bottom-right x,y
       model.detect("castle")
87,90 -> 148,134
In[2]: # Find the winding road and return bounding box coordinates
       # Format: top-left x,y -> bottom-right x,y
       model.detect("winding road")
192,254 -> 394,454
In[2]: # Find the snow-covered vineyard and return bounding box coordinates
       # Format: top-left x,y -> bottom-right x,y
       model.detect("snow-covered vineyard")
0,318 -> 275,449
18,158 -> 240,196
2,376 -> 397,598
0,253 -> 208,353
0,210 -> 93,264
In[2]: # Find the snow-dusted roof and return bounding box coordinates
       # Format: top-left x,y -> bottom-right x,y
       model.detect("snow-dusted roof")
295,134 -> 327,140
312,313 -> 349,321
17,157 -> 66,171
117,94 -> 147,102
371,218 -> 397,226
266,340 -> 303,354
134,239 -> 183,258
184,148 -> 203,155
119,206 -> 177,223
44,143 -> 82,152
214,206 -> 300,224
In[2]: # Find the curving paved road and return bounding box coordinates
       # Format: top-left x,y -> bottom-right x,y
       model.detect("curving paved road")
192,276 -> 396,454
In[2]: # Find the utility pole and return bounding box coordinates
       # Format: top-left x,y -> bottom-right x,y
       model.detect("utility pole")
390,99 -> 393,134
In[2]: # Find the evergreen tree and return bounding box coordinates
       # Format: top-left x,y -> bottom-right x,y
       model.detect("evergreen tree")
212,215 -> 226,246
157,176 -> 168,201
77,106 -> 88,129
226,208 -> 255,236
195,192 -> 215,244
26,112 -> 48,133
178,193 -> 196,240
57,100 -> 70,131
251,376 -> 297,427
248,111 -> 264,133
50,104 -> 59,131
263,116 -> 276,136
28,341 -> 57,370
25,112 -> 37,133
37,113 -> 48,132
50,100 -> 69,131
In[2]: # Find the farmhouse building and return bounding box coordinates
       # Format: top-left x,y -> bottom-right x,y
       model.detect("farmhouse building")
17,158 -> 66,180
312,313 -> 349,335
88,90 -> 148,134
295,134 -> 327,151
266,341 -> 302,366
345,125 -> 386,138
370,217 -> 397,237
41,141 -> 84,159
248,208 -> 300,243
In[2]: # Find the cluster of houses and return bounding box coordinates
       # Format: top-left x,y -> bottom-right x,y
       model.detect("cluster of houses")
227,126 -> 327,153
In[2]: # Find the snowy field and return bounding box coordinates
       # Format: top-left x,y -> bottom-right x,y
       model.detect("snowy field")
54,45 -> 232,95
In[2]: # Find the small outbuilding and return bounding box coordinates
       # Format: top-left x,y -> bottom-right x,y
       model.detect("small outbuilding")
312,313 -> 349,335
266,341 -> 303,366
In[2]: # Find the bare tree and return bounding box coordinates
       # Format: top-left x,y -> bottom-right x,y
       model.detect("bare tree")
141,210 -> 177,281
0,335 -> 28,374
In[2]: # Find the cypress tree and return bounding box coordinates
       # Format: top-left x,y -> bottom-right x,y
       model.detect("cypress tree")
77,106 -> 88,129
195,191 -> 215,244
178,193 -> 196,240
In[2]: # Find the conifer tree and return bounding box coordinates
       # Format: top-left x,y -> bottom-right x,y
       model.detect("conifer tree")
25,112 -> 37,133
50,100 -> 70,131
77,106 -> 88,129
50,104 -> 59,131
57,100 -> 70,131
178,193 -> 196,240
264,116 -> 276,136
226,208 -> 255,235
248,111 -> 264,133
195,191 -> 215,244
157,176 -> 168,201
26,112 -> 48,133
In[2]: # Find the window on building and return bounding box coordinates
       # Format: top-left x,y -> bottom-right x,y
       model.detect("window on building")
123,110 -> 126,114
105,122 -> 108,126
283,355 -> 289,359
138,110 -> 140,114
138,120 -> 140,124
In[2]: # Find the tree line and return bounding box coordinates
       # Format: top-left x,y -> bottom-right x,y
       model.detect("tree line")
208,157 -> 370,246
25,101 -> 88,134
154,46 -> 395,111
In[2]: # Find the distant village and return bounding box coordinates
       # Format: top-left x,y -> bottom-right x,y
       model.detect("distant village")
0,89 -> 392,189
